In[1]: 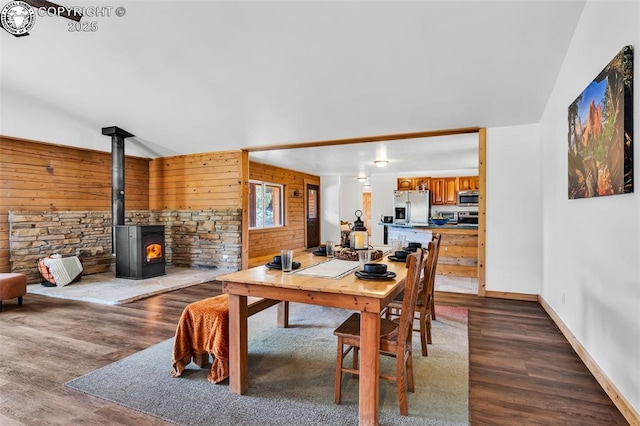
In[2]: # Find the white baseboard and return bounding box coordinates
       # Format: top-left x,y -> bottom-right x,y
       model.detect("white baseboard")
538,295 -> 639,426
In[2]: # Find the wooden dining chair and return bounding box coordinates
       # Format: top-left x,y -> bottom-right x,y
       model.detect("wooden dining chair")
333,249 -> 425,416
384,234 -> 440,356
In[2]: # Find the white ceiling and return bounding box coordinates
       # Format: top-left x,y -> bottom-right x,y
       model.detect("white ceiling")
0,0 -> 586,177
249,132 -> 480,177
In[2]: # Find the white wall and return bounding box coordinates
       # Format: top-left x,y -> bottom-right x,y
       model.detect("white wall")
485,124 -> 542,295
370,174 -> 396,244
320,175 -> 341,243
0,87 -> 151,157
340,177 -> 364,229
539,0 -> 640,413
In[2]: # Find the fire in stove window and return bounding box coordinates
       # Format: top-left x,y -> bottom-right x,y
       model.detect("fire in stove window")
146,243 -> 163,263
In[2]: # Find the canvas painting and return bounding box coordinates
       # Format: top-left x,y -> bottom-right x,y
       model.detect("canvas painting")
568,45 -> 633,199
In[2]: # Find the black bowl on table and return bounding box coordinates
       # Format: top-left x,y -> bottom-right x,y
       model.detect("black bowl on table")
394,251 -> 408,260
363,263 -> 387,274
272,255 -> 282,264
407,242 -> 422,249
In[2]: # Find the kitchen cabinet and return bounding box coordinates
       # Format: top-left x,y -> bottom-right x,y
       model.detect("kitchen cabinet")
458,175 -> 479,191
398,175 -> 476,205
397,177 -> 430,190
444,178 -> 457,204
414,177 -> 430,191
431,178 -> 444,205
397,178 -> 414,190
432,177 -> 457,205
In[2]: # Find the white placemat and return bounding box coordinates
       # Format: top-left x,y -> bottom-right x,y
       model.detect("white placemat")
293,259 -> 360,279
372,245 -> 393,255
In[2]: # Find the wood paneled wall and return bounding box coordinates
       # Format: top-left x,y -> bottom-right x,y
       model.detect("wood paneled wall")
248,162 -> 320,258
149,151 -> 243,210
149,150 -> 247,266
1,138 -> 320,272
0,136 -> 150,273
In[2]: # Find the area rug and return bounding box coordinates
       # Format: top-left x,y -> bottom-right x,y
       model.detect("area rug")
27,266 -> 230,305
66,303 -> 469,425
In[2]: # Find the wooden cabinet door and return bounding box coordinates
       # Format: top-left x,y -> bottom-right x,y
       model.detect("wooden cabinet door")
458,176 -> 474,191
414,177 -> 430,191
431,178 -> 444,205
459,175 -> 479,190
444,177 -> 458,204
397,178 -> 413,190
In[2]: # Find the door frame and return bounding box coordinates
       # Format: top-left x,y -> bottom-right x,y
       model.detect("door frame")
304,181 -> 321,248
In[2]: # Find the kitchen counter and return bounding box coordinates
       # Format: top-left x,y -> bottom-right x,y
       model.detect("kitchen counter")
379,222 -> 478,231
381,222 -> 478,278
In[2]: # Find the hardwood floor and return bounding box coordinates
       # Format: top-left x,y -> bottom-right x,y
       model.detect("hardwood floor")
0,284 -> 628,425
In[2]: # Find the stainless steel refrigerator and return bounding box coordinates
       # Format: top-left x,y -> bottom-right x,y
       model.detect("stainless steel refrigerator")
393,190 -> 430,225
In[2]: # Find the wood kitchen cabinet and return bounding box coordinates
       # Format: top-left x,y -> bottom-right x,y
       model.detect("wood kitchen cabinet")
397,178 -> 414,190
397,175 -> 475,205
397,177 -> 430,190
432,177 -> 458,205
431,178 -> 444,204
459,175 -> 479,191
414,177 -> 430,191
444,177 -> 457,204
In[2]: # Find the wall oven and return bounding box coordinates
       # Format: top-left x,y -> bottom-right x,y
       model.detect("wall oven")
457,190 -> 479,207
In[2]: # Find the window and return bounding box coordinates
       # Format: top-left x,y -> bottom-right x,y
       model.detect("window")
249,180 -> 283,229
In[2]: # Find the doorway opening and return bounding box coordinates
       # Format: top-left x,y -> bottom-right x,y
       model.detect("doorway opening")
245,127 -> 486,296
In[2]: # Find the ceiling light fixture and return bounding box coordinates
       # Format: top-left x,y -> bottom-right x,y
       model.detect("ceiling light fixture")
374,160 -> 389,168
357,177 -> 367,182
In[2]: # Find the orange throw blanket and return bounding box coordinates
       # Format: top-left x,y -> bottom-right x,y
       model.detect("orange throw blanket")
171,294 -> 229,383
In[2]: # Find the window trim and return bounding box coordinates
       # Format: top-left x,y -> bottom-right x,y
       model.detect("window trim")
249,179 -> 284,230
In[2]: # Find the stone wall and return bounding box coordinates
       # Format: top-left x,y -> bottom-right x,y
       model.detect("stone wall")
9,209 -> 242,283
152,210 -> 242,270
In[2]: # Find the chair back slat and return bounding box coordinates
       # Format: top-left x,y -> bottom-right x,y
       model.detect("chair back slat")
416,241 -> 436,307
421,238 -> 440,307
426,234 -> 442,315
397,249 -> 425,344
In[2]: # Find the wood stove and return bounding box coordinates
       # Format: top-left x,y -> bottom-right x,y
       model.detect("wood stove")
115,225 -> 166,279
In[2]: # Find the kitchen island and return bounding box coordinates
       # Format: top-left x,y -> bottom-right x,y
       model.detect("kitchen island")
382,222 -> 478,278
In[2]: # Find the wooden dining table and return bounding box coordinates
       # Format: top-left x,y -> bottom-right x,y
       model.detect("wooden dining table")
217,249 -> 409,426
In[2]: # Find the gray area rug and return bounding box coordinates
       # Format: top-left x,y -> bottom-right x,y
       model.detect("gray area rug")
66,303 -> 469,425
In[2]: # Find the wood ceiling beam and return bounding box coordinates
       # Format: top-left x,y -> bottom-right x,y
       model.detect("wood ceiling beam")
243,126 -> 480,152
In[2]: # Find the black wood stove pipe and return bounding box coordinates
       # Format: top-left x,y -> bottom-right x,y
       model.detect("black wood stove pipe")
102,126 -> 135,253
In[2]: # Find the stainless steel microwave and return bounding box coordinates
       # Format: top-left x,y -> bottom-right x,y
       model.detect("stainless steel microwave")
457,190 -> 479,206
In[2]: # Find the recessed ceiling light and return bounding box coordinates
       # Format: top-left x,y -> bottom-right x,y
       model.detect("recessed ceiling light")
374,160 -> 389,167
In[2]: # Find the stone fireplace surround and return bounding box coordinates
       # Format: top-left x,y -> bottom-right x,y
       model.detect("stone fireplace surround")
9,209 -> 241,284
